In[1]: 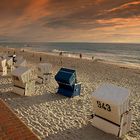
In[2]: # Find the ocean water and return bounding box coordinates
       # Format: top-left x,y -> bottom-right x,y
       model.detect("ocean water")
0,42 -> 140,67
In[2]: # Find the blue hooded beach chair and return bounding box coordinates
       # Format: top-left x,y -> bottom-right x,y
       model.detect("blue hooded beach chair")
55,68 -> 81,97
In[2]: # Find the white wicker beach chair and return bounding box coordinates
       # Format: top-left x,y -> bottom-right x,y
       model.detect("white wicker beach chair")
11,66 -> 36,96
14,57 -> 27,68
0,57 -> 7,76
36,63 -> 52,84
91,84 -> 131,137
5,56 -> 14,73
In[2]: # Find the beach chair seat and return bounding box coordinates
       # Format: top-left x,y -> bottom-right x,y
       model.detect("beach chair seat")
0,58 -> 7,76
55,68 -> 81,97
13,80 -> 35,96
36,63 -> 52,84
11,66 -> 36,96
91,109 -> 131,137
91,84 -> 131,137
57,82 -> 81,97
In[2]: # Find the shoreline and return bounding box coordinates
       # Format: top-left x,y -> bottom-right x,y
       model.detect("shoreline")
1,46 -> 140,70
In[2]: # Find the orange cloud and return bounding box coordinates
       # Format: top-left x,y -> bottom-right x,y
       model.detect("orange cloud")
0,0 -> 140,42
97,17 -> 140,30
107,1 -> 140,13
0,0 -> 50,34
23,0 -> 49,21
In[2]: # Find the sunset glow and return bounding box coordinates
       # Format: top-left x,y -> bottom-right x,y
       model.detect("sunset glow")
0,0 -> 140,42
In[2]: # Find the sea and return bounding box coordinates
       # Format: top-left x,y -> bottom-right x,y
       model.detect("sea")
0,42 -> 140,67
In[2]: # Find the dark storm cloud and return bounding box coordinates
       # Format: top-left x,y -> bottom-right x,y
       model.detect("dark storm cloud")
43,0 -> 140,29
0,0 -> 140,42
0,0 -> 140,29
43,17 -> 121,30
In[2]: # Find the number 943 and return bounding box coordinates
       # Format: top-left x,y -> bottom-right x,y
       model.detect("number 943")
96,101 -> 111,112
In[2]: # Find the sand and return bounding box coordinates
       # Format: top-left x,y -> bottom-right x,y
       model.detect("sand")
0,47 -> 140,140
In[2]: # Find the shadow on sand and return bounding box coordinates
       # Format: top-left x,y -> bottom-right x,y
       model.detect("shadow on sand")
0,90 -> 67,109
46,123 -> 121,140
0,76 -> 66,108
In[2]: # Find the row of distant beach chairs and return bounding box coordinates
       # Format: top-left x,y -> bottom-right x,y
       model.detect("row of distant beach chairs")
0,54 -> 132,138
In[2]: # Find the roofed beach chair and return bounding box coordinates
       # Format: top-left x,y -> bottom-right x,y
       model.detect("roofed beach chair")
5,56 -> 15,73
11,66 -> 36,96
55,68 -> 81,97
0,57 -> 7,76
91,84 -> 132,137
36,63 -> 52,84
14,57 -> 27,69
7,54 -> 16,64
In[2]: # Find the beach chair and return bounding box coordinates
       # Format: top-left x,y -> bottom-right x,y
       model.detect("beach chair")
55,68 -> 81,97
91,84 -> 131,137
5,56 -> 14,73
14,57 -> 27,69
36,63 -> 52,84
11,66 -> 36,96
7,54 -> 16,64
0,57 -> 7,76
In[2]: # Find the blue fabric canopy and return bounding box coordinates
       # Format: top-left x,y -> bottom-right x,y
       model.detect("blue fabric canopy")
55,67 -> 81,97
55,68 -> 76,86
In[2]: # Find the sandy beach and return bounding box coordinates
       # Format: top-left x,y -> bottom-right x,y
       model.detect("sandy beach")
0,47 -> 140,140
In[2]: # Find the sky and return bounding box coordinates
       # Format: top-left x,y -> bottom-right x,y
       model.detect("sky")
0,0 -> 140,43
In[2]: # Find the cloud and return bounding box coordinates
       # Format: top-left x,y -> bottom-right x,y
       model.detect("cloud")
0,0 -> 30,19
43,0 -> 140,29
0,0 -> 140,42
99,1 -> 140,19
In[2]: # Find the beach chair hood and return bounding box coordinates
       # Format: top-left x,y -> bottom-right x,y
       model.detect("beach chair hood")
14,58 -> 27,67
11,66 -> 35,83
92,83 -> 130,106
55,68 -> 76,85
37,63 -> 52,74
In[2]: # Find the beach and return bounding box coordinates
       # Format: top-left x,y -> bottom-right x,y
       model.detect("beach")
0,47 -> 140,140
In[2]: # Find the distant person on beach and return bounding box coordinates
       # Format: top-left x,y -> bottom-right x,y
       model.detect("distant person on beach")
59,52 -> 63,56
40,57 -> 42,62
59,52 -> 63,65
92,56 -> 94,60
80,53 -> 82,59
20,49 -> 24,52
